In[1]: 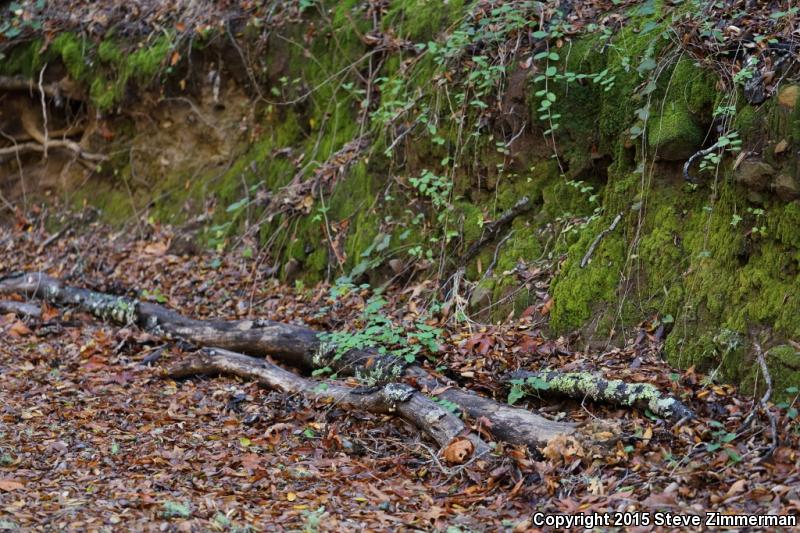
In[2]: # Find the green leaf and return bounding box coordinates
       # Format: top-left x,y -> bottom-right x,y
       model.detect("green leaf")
226,198 -> 248,213
725,448 -> 742,463
507,384 -> 526,405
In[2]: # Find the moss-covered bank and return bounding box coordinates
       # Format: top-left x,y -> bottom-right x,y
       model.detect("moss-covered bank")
2,0 -> 800,398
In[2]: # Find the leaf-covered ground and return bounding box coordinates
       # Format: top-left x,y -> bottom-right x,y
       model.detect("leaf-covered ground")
1,216 -> 799,531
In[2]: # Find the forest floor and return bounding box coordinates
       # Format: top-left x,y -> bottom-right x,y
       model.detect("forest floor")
0,215 -> 799,532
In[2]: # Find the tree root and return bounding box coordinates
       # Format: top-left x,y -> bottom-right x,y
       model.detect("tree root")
0,140 -> 108,163
0,272 -> 574,448
460,196 -> 532,264
168,347 -> 491,458
580,212 -> 622,268
504,369 -> 694,420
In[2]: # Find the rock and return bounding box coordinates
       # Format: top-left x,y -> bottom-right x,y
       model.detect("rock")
283,258 -> 300,277
733,160 -> 775,190
648,105 -> 704,161
469,284 -> 493,311
773,174 -> 800,201
388,258 -> 405,274
778,85 -> 799,109
774,139 -> 789,155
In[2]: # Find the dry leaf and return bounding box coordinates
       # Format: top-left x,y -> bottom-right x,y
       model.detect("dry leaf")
542,435 -> 585,463
443,437 -> 474,464
0,479 -> 24,491
143,242 -> 168,256
540,297 -> 554,315
9,320 -> 31,337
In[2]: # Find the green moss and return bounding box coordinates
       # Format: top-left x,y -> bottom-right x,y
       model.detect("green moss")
97,39 -> 124,64
647,100 -> 704,159
386,0 -> 466,42
49,33 -> 89,80
549,215 -> 626,332
454,202 -> 483,245
0,39 -> 43,77
126,36 -> 171,83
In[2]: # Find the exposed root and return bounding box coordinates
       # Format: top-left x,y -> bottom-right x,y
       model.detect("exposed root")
580,212 -> 622,268
0,139 -> 107,163
0,75 -> 83,102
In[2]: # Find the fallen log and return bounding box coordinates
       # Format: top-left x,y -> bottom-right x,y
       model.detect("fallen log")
504,370 -> 694,420
0,300 -> 41,317
169,348 -> 491,459
0,272 -> 574,447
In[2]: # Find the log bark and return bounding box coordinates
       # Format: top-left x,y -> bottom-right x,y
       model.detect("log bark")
0,272 -> 574,446
504,370 -> 694,420
0,300 -> 41,317
168,348 -> 491,458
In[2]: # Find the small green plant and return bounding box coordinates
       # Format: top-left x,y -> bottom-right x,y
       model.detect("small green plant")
705,421 -> 742,463
161,501 -> 191,519
141,288 -> 168,304
319,295 -> 442,365
746,207 -> 768,238
507,374 -> 551,405
409,170 -> 452,210
300,506 -> 328,533
432,396 -> 461,416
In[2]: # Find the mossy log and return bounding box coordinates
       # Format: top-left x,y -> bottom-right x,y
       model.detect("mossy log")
504,370 -> 694,420
0,272 -> 574,448
169,347 -> 491,459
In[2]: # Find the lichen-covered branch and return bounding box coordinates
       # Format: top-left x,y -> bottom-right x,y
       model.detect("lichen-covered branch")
0,272 -> 574,447
169,348 -> 491,459
504,370 -> 694,420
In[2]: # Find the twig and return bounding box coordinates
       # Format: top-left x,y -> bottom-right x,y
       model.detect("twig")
742,340 -> 778,456
581,212 -> 622,268
38,65 -> 49,158
683,143 -> 718,184
482,230 -> 514,280
36,227 -> 70,255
